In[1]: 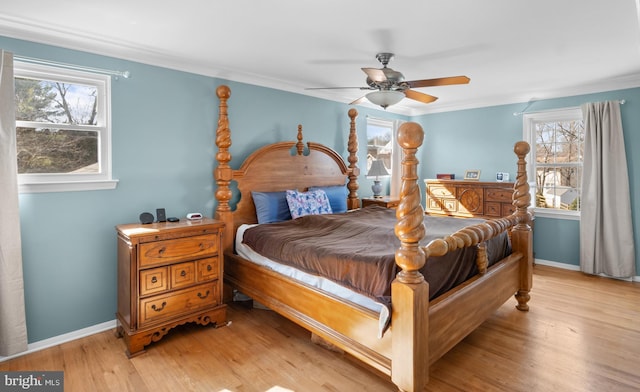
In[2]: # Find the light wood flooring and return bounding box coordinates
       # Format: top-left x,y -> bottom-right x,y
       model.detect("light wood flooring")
1,265 -> 639,391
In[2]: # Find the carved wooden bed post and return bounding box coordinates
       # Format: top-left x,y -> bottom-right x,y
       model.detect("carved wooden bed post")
391,122 -> 429,392
213,85 -> 234,253
511,141 -> 533,311
346,108 -> 360,210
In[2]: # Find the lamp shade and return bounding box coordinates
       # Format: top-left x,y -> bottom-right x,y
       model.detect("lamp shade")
367,159 -> 390,178
366,90 -> 405,109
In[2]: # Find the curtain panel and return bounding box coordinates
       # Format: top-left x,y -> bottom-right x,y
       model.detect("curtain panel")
0,50 -> 28,356
580,101 -> 636,278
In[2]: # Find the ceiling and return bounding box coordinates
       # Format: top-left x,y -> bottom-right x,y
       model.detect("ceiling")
1,1 -> 640,116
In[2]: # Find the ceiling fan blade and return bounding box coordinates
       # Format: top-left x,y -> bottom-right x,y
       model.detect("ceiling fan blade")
404,89 -> 438,104
405,75 -> 470,89
361,67 -> 387,82
305,86 -> 371,90
349,96 -> 368,105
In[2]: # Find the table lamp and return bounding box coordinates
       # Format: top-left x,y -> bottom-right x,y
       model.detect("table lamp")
367,159 -> 390,198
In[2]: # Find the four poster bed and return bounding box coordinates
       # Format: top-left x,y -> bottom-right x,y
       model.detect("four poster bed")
213,85 -> 533,392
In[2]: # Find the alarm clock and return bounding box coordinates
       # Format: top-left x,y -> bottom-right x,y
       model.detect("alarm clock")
186,212 -> 203,220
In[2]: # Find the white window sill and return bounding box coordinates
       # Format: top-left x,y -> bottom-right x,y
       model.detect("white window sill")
532,208 -> 580,221
19,179 -> 119,194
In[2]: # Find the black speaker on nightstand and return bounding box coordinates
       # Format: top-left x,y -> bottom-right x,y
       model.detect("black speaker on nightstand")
139,212 -> 154,224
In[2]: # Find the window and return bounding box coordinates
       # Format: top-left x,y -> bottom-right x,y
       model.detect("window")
366,117 -> 393,174
14,62 -> 116,193
523,107 -> 584,219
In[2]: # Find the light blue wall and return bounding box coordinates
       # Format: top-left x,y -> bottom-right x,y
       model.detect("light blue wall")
1,35 -> 638,344
415,88 -> 640,271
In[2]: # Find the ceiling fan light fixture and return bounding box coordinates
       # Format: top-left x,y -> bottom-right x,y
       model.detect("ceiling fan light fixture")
366,90 -> 405,109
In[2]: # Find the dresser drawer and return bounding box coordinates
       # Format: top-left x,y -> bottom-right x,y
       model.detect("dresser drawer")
197,257 -> 219,282
502,203 -> 516,216
427,184 -> 456,198
139,282 -> 218,326
485,187 -> 513,202
484,202 -> 502,217
170,261 -> 196,289
140,267 -> 168,296
139,234 -> 218,267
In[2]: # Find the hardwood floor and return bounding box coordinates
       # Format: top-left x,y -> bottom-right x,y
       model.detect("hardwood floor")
1,265 -> 639,391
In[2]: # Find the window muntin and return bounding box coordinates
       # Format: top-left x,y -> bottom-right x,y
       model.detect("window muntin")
524,107 -> 583,219
14,62 -> 116,192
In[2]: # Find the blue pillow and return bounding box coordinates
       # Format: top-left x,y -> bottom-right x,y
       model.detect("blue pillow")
252,191 -> 292,224
285,189 -> 333,219
309,185 -> 348,213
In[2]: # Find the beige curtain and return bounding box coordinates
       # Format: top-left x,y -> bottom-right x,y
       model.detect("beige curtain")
0,50 -> 28,356
580,101 -> 636,278
390,119 -> 405,198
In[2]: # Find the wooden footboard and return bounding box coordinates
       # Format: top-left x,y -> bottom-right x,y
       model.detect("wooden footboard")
213,85 -> 532,392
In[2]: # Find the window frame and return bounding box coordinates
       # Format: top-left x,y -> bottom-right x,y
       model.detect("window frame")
14,61 -> 117,193
522,107 -> 583,220
365,117 -> 394,174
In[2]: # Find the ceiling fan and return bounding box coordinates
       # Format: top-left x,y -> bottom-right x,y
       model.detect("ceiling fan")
307,53 -> 470,109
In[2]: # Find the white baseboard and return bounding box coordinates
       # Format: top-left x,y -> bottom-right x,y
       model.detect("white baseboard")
0,319 -> 116,363
535,258 -> 640,282
534,258 -> 581,271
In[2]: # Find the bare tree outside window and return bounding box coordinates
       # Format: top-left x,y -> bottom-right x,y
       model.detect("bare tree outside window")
15,77 -> 99,174
525,108 -> 584,215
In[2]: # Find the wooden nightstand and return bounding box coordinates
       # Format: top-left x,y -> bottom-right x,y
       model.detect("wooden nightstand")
115,217 -> 227,357
361,196 -> 400,209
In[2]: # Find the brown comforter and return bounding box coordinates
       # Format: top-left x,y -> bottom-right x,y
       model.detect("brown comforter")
242,205 -> 511,308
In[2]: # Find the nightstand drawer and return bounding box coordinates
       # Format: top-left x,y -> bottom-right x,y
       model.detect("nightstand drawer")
197,257 -> 219,282
140,267 -> 168,296
139,235 -> 218,267
139,282 -> 218,326
170,261 -> 196,289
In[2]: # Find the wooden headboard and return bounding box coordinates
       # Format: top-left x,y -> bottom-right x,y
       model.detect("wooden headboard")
213,85 -> 361,252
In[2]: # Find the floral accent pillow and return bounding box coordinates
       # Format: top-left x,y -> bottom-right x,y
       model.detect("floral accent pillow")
285,189 -> 333,219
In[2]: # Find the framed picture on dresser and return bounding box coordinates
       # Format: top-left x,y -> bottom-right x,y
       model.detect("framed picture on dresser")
464,169 -> 481,180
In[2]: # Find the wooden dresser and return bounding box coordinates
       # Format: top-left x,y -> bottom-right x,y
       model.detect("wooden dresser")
115,218 -> 227,357
424,179 -> 515,219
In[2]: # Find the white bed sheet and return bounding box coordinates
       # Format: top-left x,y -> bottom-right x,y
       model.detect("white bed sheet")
235,223 -> 389,337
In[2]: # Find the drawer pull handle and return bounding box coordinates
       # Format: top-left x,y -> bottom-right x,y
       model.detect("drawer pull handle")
207,265 -> 212,272
199,243 -> 205,250
158,247 -> 166,255
197,290 -> 210,299
151,276 -> 157,284
180,270 -> 186,277
151,302 -> 167,312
